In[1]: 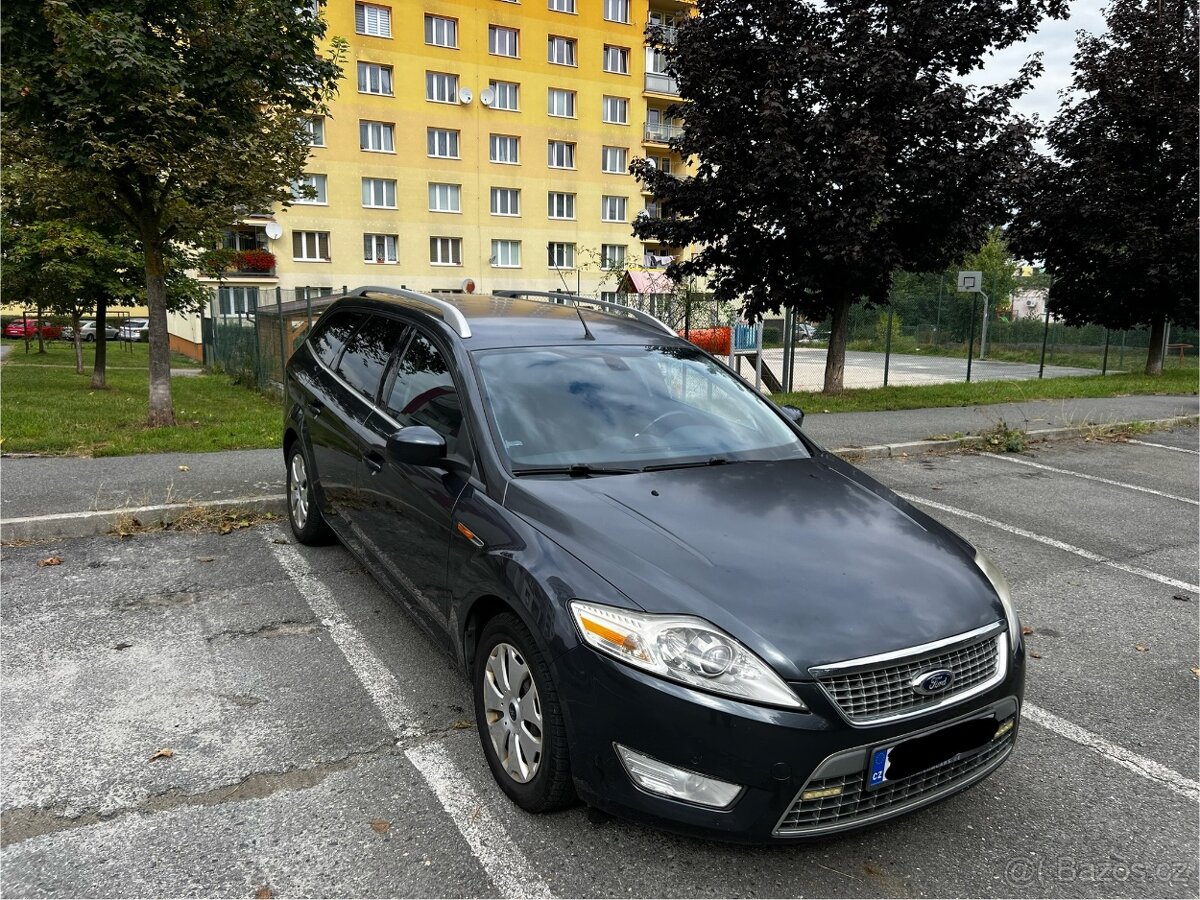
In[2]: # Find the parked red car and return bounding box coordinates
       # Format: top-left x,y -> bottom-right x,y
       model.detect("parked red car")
3,319 -> 63,340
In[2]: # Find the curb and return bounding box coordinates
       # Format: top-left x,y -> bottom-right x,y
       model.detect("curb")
831,415 -> 1198,461
1,495 -> 287,544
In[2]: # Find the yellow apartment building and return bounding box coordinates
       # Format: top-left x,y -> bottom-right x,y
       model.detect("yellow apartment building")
205,0 -> 690,323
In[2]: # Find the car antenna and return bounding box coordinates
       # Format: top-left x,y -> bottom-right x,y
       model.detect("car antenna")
571,299 -> 596,341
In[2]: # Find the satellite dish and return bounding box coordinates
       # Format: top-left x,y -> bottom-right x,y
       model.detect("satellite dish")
458,87 -> 473,104
462,277 -> 477,294
264,222 -> 283,240
480,87 -> 495,107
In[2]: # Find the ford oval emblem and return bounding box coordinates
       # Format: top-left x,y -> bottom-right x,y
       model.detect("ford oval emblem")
912,669 -> 954,696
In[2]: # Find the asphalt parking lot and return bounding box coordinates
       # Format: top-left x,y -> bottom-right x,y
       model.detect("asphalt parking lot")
2,428 -> 1197,898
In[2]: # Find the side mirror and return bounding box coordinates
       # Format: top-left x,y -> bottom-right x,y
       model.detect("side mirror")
781,405 -> 805,428
386,425 -> 446,467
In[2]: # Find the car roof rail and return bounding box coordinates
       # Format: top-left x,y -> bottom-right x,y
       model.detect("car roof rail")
492,290 -> 676,337
351,286 -> 472,339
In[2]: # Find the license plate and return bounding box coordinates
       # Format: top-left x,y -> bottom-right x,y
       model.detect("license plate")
867,715 -> 1000,790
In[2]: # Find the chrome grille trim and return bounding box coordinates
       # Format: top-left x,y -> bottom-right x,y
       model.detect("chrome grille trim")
811,623 -> 1007,725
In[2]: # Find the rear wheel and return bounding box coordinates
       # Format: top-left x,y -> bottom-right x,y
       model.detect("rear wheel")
286,442 -> 335,545
473,613 -> 575,812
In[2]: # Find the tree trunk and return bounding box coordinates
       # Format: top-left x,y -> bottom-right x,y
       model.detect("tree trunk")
822,292 -> 852,393
91,299 -> 108,389
72,311 -> 84,373
1144,314 -> 1167,375
143,243 -> 176,426
36,301 -> 46,355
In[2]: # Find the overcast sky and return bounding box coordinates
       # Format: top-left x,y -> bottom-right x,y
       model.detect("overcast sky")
972,0 -> 1108,122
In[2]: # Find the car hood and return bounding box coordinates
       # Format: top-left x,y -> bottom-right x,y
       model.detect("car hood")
504,456 -> 1004,679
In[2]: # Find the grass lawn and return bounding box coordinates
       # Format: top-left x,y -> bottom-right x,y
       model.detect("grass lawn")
1,340 -> 281,457
775,368 -> 1199,414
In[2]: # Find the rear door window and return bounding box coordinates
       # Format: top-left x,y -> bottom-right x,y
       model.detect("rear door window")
336,315 -> 410,402
310,310 -> 367,369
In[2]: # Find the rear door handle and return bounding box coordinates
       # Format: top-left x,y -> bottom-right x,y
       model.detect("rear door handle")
364,451 -> 384,474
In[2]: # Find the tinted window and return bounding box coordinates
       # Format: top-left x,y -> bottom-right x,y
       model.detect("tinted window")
336,315 -> 409,402
311,310 -> 367,368
385,333 -> 464,454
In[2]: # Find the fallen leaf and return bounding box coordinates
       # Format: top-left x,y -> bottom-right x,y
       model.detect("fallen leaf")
1190,667 -> 1199,678
451,719 -> 475,730
37,556 -> 63,567
368,819 -> 391,834
178,465 -> 190,472
1029,650 -> 1042,659
1174,593 -> 1192,602
254,887 -> 272,899
197,556 -> 215,562
272,538 -> 289,545
1021,625 -> 1034,636
1135,643 -> 1150,652
113,642 -> 133,651
148,748 -> 174,762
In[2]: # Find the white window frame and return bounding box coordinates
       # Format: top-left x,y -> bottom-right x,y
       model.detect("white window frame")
603,0 -> 630,24
602,96 -> 628,125
363,233 -> 399,264
547,242 -> 575,269
304,117 -> 325,147
357,62 -> 393,95
355,3 -> 391,37
547,35 -> 577,66
490,80 -> 519,111
547,192 -> 576,220
490,187 -> 520,216
424,14 -> 457,48
489,134 -> 520,164
601,195 -> 627,222
488,25 -> 519,57
359,120 -> 395,153
361,177 -> 397,209
427,128 -> 460,159
547,140 -> 575,169
428,182 -> 462,213
293,230 -> 331,262
601,146 -> 628,174
430,237 -> 463,266
547,88 -> 576,118
547,0 -> 575,11
603,45 -> 629,75
291,173 -> 327,205
491,239 -> 521,268
601,244 -> 626,269
426,71 -> 459,104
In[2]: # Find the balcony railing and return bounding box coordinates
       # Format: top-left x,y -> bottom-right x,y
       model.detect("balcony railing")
644,122 -> 684,143
644,23 -> 680,44
644,72 -> 680,95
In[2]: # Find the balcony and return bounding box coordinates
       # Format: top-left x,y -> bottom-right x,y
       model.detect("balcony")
644,122 -> 684,143
644,22 -> 680,44
644,72 -> 679,96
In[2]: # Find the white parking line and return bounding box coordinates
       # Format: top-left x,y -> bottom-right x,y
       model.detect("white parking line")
1023,702 -> 1200,802
899,493 -> 1200,593
265,529 -> 553,899
1127,438 -> 1199,455
989,454 -> 1199,506
406,743 -> 554,900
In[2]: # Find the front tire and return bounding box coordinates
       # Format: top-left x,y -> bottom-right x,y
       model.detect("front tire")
286,442 -> 335,545
473,613 -> 575,812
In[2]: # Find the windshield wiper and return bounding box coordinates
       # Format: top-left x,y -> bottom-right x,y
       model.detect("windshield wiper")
641,456 -> 737,473
512,463 -> 641,477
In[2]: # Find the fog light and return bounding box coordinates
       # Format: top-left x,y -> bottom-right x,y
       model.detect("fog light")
615,744 -> 742,809
800,785 -> 844,801
994,717 -> 1015,740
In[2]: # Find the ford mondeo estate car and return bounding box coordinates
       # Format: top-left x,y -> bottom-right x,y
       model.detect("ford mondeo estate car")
282,287 -> 1024,841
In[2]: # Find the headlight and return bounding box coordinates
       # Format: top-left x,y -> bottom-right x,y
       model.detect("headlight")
569,600 -> 806,709
974,551 -> 1021,649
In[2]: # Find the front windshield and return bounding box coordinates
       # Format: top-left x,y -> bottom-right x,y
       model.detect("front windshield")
475,344 -> 809,470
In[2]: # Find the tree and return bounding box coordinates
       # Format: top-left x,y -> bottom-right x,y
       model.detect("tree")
2,1 -> 344,424
632,0 -> 1065,392
1009,0 -> 1198,375
961,227 -> 1019,355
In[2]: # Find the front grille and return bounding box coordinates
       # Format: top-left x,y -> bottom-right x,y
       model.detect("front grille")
775,728 -> 1015,835
814,627 -> 1005,724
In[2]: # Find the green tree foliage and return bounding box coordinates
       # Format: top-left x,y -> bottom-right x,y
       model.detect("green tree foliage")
632,0 -> 1065,392
1,0 -> 344,423
1010,0 -> 1198,375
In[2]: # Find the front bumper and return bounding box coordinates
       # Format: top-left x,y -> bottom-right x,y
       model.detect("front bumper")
554,640 -> 1024,843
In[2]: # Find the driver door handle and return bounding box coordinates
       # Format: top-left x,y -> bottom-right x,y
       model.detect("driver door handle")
364,451 -> 384,474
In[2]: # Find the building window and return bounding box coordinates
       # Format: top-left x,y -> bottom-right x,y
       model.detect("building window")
428,128 -> 460,159
547,88 -> 576,118
430,237 -> 462,266
547,140 -> 575,169
490,80 -> 519,110
426,71 -> 459,104
603,0 -> 630,23
488,25 -> 519,57
548,0 -> 575,11
357,62 -> 393,95
218,286 -> 259,316
304,117 -> 325,147
363,233 -> 398,264
355,3 -> 391,37
297,286 -> 334,301
359,120 -> 395,152
361,177 -> 397,208
603,45 -> 629,74
290,173 -> 327,204
428,182 -> 462,213
601,146 -> 628,173
490,187 -> 520,216
601,195 -> 627,222
601,244 -> 626,269
293,231 -> 331,261
491,239 -> 521,268
424,14 -> 457,48
547,192 -> 576,219
602,96 -> 628,124
548,242 -> 575,269
547,35 -> 576,66
490,134 -> 520,163
649,155 -> 673,174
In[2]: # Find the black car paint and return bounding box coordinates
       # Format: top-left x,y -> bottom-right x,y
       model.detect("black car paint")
284,294 -> 1024,841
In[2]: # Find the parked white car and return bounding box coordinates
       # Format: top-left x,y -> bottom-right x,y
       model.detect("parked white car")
117,319 -> 150,342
